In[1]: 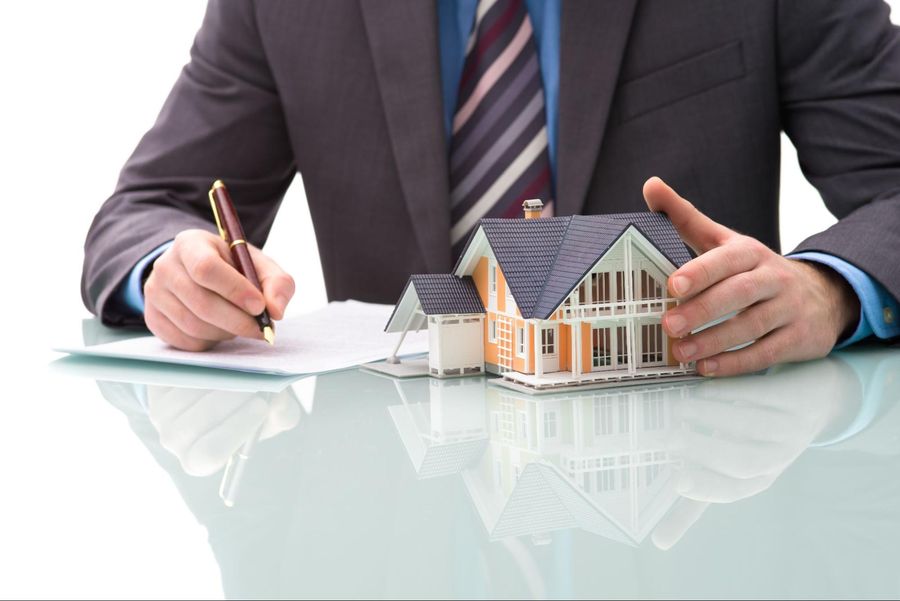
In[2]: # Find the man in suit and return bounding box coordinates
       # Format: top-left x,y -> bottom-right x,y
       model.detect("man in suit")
82,0 -> 900,376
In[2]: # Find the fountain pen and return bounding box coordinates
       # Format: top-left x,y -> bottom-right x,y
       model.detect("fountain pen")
208,180 -> 276,345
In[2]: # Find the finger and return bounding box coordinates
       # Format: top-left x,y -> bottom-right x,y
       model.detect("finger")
672,398 -> 802,443
178,241 -> 266,315
671,428 -> 796,480
258,390 -> 303,440
155,390 -> 245,456
671,298 -> 784,361
248,246 -> 295,320
147,387 -> 205,428
144,303 -> 217,352
152,286 -> 239,343
667,237 -> 765,299
164,261 -> 262,340
180,397 -> 269,477
676,465 -> 777,503
650,499 -> 710,550
642,176 -> 734,253
697,325 -> 804,377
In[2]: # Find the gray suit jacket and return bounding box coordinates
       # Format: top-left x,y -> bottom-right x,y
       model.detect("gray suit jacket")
82,0 -> 900,327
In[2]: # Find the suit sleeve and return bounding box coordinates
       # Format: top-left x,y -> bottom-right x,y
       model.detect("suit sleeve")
81,0 -> 296,326
779,0 -> 900,326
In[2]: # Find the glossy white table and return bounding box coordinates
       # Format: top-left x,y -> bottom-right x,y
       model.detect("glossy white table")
4,321 -> 899,599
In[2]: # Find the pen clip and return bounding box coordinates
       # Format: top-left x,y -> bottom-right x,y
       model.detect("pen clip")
208,181 -> 228,241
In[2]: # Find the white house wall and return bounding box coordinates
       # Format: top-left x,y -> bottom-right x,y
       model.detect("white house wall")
428,316 -> 485,377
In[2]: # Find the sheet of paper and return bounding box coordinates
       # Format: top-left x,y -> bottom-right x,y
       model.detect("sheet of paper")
56,301 -> 428,376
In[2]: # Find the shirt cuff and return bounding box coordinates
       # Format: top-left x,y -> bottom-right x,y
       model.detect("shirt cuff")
789,252 -> 900,348
120,241 -> 174,315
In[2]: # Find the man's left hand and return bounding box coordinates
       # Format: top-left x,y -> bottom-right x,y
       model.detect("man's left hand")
643,177 -> 859,377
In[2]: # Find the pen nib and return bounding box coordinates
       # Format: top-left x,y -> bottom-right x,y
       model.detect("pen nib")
263,326 -> 275,346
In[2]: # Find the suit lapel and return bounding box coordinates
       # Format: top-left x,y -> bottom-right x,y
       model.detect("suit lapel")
359,1 -> 452,273
557,0 -> 638,216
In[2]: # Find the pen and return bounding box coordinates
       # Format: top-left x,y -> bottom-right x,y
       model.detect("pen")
208,180 -> 276,345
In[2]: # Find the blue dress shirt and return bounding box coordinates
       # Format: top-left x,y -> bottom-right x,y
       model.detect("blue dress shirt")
122,0 -> 900,350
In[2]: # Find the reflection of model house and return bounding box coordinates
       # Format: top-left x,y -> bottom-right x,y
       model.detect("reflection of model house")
385,201 -> 697,391
463,384 -> 689,545
388,377 -> 489,479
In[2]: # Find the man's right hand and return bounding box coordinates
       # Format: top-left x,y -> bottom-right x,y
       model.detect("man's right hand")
143,229 -> 295,351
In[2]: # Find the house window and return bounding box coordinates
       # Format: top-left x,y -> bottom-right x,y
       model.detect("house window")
641,323 -> 664,364
639,269 -> 664,311
616,326 -> 629,366
541,328 -> 556,355
516,326 -> 526,357
591,327 -> 611,368
578,281 -> 588,305
640,269 -> 663,300
488,317 -> 497,342
518,412 -> 527,439
506,285 -> 516,311
643,392 -> 665,430
543,411 -> 557,438
619,456 -> 631,489
598,457 -> 616,492
618,398 -> 630,433
591,272 -> 611,304
593,398 -> 613,435
616,271 -> 627,305
489,259 -> 497,295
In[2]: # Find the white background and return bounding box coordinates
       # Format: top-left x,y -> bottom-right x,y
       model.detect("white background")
0,2 -> 897,598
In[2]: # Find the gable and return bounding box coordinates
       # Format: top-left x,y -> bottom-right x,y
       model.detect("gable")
533,226 -> 679,318
454,217 -> 571,318
452,212 -> 692,320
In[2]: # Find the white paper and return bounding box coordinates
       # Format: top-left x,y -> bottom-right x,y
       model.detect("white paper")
56,301 -> 428,376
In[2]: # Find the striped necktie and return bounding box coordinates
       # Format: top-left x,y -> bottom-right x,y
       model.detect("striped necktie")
449,0 -> 554,253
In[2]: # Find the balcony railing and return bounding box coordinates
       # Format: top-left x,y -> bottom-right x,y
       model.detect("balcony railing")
560,297 -> 674,320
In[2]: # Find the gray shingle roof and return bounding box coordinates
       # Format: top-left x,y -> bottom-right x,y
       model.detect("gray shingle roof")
478,217 -> 571,318
410,274 -> 485,315
457,212 -> 693,320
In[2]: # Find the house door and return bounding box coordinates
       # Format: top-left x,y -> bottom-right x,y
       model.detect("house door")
540,325 -> 560,373
591,325 -> 630,371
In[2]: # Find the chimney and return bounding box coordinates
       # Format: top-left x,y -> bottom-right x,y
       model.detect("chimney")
522,199 -> 544,219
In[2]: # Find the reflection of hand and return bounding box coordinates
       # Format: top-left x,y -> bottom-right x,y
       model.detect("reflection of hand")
147,386 -> 301,476
650,357 -> 859,550
643,177 -> 859,376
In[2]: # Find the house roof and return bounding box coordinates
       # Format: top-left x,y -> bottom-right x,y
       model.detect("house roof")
409,274 -> 485,315
455,212 -> 693,319
384,274 -> 485,332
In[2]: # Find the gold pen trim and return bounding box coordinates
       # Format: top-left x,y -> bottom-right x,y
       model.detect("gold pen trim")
208,180 -> 227,241
230,239 -> 247,249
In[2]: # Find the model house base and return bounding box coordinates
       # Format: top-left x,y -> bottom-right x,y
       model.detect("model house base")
384,201 -> 699,393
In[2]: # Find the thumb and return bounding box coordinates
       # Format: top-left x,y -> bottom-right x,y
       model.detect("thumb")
248,245 -> 296,320
650,498 -> 710,551
642,176 -> 732,253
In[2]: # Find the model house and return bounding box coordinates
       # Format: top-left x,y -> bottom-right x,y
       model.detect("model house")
384,200 -> 698,391
462,383 -> 688,545
387,377 -> 489,479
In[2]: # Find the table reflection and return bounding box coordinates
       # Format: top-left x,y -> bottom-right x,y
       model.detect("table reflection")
56,340 -> 900,599
386,350 -> 894,552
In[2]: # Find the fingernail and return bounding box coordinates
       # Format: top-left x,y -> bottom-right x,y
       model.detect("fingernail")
701,358 -> 718,375
671,275 -> 690,296
667,313 -> 687,336
274,294 -> 289,312
678,341 -> 697,360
